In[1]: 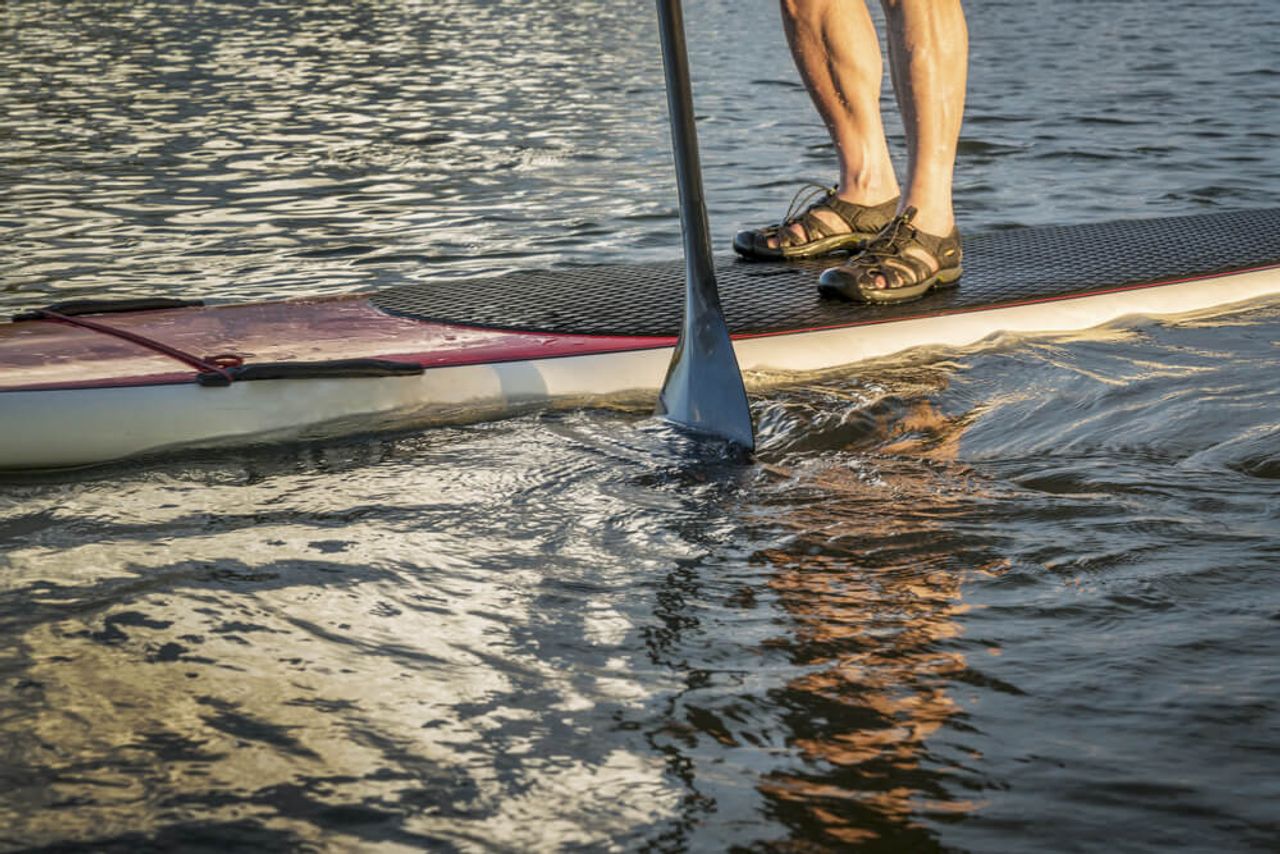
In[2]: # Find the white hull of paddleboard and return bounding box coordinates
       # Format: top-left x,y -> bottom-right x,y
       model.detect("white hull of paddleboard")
2,266 -> 1277,470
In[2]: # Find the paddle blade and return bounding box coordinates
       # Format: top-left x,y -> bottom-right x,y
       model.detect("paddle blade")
656,299 -> 754,451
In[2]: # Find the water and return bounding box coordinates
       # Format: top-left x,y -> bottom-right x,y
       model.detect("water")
2,0 -> 1279,850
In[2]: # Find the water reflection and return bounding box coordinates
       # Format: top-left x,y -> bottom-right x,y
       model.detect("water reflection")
744,388 -> 983,846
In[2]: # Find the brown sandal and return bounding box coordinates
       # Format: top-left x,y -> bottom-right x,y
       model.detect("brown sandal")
733,184 -> 900,261
816,207 -> 963,304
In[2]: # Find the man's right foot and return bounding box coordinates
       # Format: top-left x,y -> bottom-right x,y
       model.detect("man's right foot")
733,185 -> 900,261
817,207 -> 963,304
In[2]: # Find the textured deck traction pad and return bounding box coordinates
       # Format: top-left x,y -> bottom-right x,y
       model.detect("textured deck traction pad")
373,208 -> 1280,337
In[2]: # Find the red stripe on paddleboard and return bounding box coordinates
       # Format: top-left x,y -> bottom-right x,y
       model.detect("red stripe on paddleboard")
0,331 -> 675,392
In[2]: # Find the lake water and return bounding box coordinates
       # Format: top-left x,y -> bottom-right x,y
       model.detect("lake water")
2,0 -> 1279,850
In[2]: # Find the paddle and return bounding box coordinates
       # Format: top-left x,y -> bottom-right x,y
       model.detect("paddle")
653,0 -> 755,451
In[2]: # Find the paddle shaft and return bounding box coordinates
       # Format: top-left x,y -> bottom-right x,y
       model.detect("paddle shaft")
653,0 -> 754,449
655,0 -> 717,308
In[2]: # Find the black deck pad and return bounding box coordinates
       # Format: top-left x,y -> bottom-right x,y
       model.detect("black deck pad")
373,208 -> 1280,337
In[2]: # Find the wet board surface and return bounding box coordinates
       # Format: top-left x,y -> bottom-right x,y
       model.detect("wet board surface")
373,208 -> 1280,336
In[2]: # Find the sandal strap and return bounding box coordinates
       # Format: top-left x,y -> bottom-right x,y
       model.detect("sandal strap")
823,194 -> 900,234
860,251 -> 934,290
775,183 -> 899,247
793,206 -> 842,240
741,184 -> 903,252
774,182 -> 837,246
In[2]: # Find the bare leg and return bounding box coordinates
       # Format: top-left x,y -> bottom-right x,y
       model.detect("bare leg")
774,0 -> 900,247
881,0 -> 968,237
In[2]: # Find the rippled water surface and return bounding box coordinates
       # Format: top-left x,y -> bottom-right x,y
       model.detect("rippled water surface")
3,0 -> 1279,850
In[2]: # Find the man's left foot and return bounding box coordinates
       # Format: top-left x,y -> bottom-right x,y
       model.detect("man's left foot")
817,207 -> 963,304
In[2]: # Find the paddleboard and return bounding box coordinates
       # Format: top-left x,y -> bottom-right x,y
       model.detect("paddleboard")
3,208 -> 1280,470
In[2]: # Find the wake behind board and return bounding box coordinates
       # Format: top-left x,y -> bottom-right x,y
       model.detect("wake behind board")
3,208 -> 1280,470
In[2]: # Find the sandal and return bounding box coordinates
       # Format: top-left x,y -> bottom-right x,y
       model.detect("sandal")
816,207 -> 963,304
733,184 -> 900,261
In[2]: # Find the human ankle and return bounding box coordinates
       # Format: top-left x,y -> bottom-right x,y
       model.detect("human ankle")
835,182 -> 899,207
906,206 -> 955,236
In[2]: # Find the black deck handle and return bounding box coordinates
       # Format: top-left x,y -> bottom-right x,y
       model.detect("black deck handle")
196,358 -> 424,386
